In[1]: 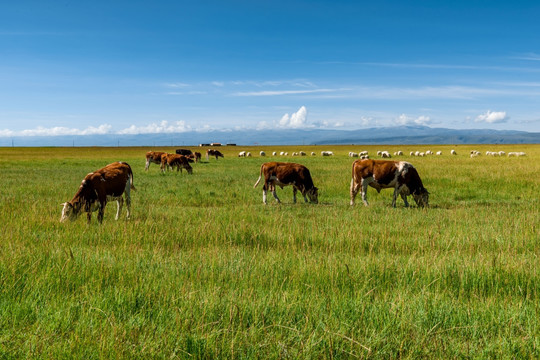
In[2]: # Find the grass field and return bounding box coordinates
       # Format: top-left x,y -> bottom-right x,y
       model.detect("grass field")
0,144 -> 538,359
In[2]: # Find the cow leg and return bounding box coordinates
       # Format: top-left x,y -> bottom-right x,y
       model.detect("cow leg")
350,178 -> 361,206
293,187 -> 297,203
400,193 -> 409,207
392,188 -> 399,208
361,180 -> 370,206
97,202 -> 105,223
272,189 -> 280,203
145,159 -> 150,171
262,183 -> 269,204
115,197 -> 124,220
269,184 -> 281,203
86,212 -> 92,223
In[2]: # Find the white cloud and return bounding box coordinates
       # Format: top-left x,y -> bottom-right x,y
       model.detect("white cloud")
165,82 -> 190,88
165,91 -> 207,95
0,124 -> 112,137
256,121 -> 271,130
360,116 -> 373,126
395,114 -> 431,126
118,121 -> 192,134
278,106 -> 311,129
0,129 -> 15,137
475,110 -> 508,123
232,89 -> 342,96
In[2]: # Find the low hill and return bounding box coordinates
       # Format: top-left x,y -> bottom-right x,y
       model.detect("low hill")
2,126 -> 538,146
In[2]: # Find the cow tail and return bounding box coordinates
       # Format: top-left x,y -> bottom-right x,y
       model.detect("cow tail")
126,162 -> 136,191
351,160 -> 358,184
253,164 -> 263,188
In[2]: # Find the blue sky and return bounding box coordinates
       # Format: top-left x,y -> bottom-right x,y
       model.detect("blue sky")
1,0 -> 540,137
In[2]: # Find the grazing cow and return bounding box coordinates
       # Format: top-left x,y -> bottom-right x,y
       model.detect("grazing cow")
247,152 -> 252,157
161,154 -> 193,174
280,152 -> 285,156
311,152 -> 316,156
206,149 -> 224,160
321,151 -> 334,156
498,151 -> 506,156
194,152 -> 202,162
176,149 -> 193,156
238,151 -> 246,157
436,151 -> 442,155
60,162 -> 135,223
349,152 -> 358,157
292,152 -> 299,156
145,151 -> 166,171
451,149 -> 457,155
260,151 -> 266,156
254,162 -> 318,204
272,152 -> 277,156
300,151 -> 306,156
350,159 -> 429,208
381,151 -> 391,158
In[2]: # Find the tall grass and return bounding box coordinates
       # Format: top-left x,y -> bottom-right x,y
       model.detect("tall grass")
0,145 -> 538,358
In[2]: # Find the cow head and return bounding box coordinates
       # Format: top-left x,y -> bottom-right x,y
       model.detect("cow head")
307,187 -> 319,204
412,188 -> 429,207
60,202 -> 80,222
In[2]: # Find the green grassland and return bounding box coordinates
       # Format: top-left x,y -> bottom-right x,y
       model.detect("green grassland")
0,144 -> 538,359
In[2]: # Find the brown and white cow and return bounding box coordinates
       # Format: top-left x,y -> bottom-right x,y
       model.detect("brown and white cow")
145,151 -> 166,171
206,149 -> 224,160
254,162 -> 318,204
350,159 -> 429,208
60,162 -> 135,223
161,153 -> 193,174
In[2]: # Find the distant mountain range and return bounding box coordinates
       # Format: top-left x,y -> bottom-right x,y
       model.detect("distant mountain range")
2,126 -> 539,147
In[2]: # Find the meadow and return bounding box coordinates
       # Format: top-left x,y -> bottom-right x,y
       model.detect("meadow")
0,144 -> 538,359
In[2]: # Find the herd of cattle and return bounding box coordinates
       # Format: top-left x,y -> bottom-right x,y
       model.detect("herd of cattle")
239,148 -> 528,158
60,147 -> 527,223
